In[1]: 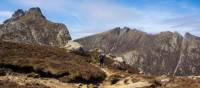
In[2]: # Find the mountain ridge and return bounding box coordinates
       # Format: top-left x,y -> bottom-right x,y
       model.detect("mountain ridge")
75,27 -> 200,76
0,7 -> 200,87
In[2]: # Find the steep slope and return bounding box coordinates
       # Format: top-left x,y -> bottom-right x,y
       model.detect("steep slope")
75,27 -> 200,76
175,33 -> 200,76
0,41 -> 106,83
0,7 -> 71,47
75,27 -> 148,55
123,31 -> 183,75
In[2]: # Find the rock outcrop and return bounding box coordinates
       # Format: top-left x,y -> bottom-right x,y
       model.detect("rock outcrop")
64,40 -> 84,54
75,27 -> 200,76
175,33 -> 200,76
0,7 -> 71,47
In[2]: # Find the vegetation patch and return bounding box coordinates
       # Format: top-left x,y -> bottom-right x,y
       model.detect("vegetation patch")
0,80 -> 49,88
0,41 -> 106,84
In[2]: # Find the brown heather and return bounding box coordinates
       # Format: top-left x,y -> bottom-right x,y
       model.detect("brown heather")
0,41 -> 106,83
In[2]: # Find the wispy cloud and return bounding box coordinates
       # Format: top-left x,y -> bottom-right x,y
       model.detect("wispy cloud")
0,11 -> 12,23
4,0 -> 200,39
72,32 -> 96,39
12,0 -> 71,11
0,11 -> 12,17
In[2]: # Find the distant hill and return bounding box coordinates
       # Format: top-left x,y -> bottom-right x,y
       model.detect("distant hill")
75,27 -> 200,76
0,7 -> 71,47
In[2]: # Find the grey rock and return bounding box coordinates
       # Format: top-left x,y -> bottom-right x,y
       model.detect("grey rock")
0,7 -> 71,47
75,27 -> 200,76
175,33 -> 200,76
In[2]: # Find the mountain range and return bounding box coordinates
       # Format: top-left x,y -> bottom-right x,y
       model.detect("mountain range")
75,27 -> 200,76
0,7 -> 200,88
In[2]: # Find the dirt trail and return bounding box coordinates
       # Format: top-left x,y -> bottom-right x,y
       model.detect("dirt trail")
92,64 -> 130,88
101,68 -> 112,77
92,64 -> 116,79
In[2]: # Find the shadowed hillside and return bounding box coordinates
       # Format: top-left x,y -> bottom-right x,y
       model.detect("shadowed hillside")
0,41 -> 106,83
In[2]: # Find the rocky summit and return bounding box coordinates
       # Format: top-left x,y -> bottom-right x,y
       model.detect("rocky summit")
75,27 -> 200,76
0,7 -> 71,47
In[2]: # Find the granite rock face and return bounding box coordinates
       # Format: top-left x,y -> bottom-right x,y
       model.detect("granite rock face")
75,27 -> 200,76
175,33 -> 200,76
0,7 -> 71,47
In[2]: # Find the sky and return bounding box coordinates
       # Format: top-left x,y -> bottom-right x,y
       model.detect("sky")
0,0 -> 200,39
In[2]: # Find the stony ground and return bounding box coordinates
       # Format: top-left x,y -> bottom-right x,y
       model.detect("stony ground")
84,64 -> 200,88
0,66 -> 200,88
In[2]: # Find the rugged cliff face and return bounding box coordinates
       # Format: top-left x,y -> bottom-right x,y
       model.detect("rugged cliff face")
0,7 -> 71,47
175,33 -> 200,76
75,27 -> 200,76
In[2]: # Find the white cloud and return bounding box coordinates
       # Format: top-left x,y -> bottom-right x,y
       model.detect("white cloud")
81,3 -> 140,23
0,11 -> 12,24
10,0 -> 73,11
0,11 -> 12,17
7,0 -> 200,38
80,1 -> 200,37
71,1 -> 183,36
72,32 -> 96,39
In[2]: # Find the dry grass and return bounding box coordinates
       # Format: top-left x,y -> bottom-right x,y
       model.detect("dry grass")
165,77 -> 200,88
0,41 -> 106,83
0,80 -> 49,88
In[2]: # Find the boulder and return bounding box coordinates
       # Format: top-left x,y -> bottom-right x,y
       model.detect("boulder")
113,57 -> 124,63
64,40 -> 84,53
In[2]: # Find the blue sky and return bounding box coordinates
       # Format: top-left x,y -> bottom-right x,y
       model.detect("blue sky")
0,0 -> 200,39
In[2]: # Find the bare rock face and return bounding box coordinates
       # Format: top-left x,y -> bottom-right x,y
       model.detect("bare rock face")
0,7 -> 71,47
76,27 -> 147,55
175,33 -> 200,76
75,27 -> 200,76
122,31 -> 183,75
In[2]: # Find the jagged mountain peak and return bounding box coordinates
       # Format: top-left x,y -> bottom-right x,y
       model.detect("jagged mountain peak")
107,27 -> 146,37
12,9 -> 25,18
28,7 -> 42,14
109,27 -> 130,36
110,27 -> 140,33
184,32 -> 200,40
0,7 -> 71,47
26,7 -> 45,19
185,32 -> 193,37
111,27 -> 131,32
4,7 -> 45,24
